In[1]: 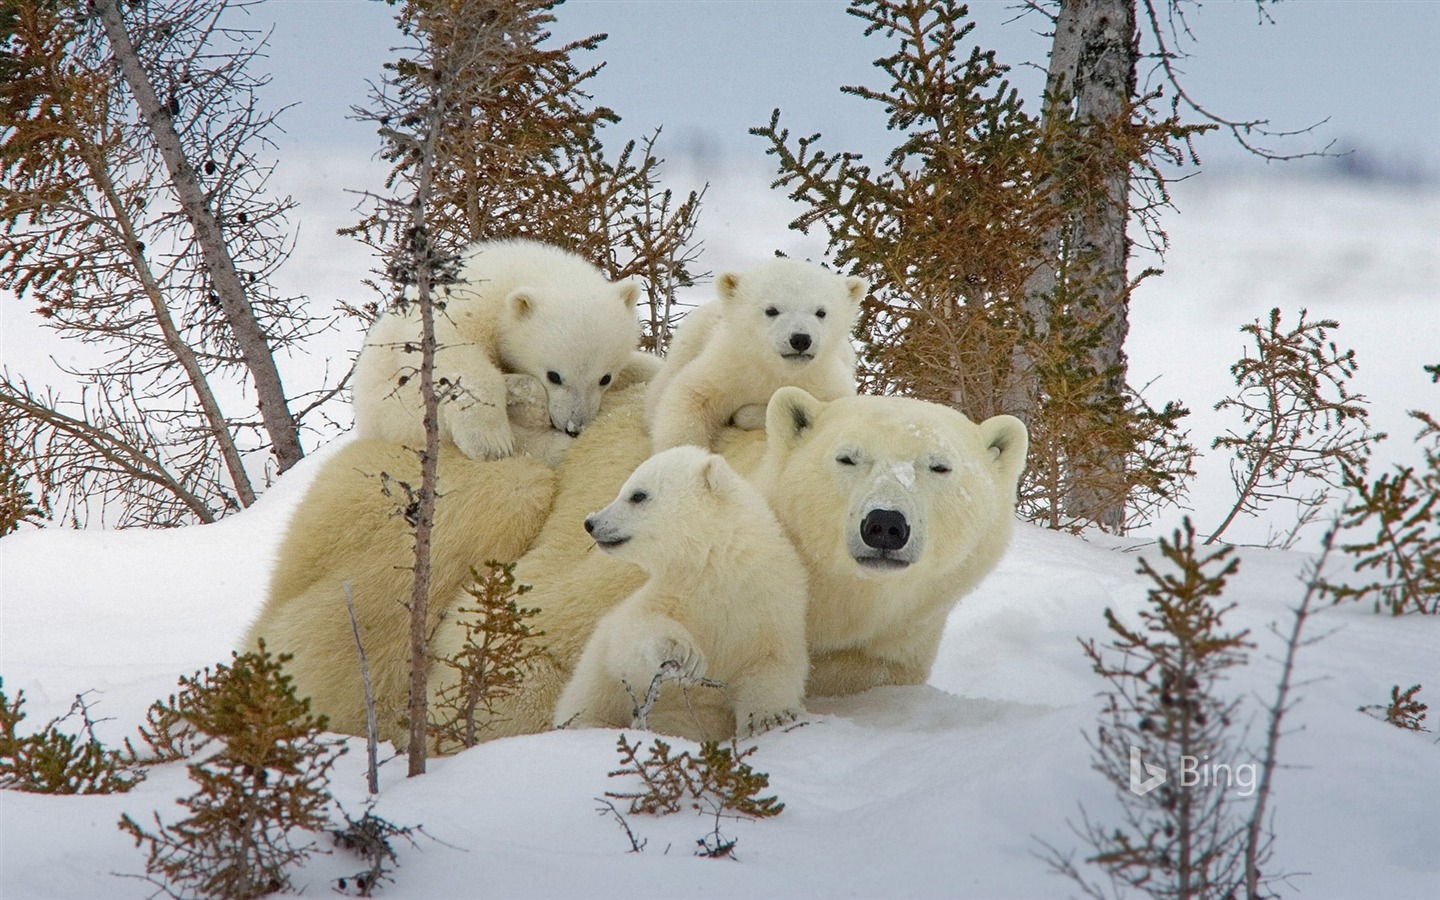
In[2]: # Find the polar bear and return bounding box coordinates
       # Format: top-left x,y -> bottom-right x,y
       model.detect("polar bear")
352,238 -> 651,460
244,443 -> 558,738
248,382 -> 1027,746
553,446 -> 808,737
646,258 -> 867,451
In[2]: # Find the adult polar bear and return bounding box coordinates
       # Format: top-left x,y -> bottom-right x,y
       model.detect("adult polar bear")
247,385 -> 1028,745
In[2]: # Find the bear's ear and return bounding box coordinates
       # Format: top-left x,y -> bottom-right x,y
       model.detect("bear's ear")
507,288 -> 537,320
844,275 -> 869,307
766,386 -> 825,453
617,279 -> 640,310
700,454 -> 736,495
716,271 -> 743,305
981,415 -> 1029,481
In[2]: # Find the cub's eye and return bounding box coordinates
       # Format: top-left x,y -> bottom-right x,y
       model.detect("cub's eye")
930,463 -> 952,474
816,308 -> 827,319
628,490 -> 648,504
836,454 -> 857,466
547,371 -> 563,386
599,373 -> 612,386
764,307 -> 780,318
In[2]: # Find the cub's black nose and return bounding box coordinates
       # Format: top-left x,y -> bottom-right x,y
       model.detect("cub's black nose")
584,516 -> 595,534
565,424 -> 583,437
861,509 -> 910,551
789,332 -> 812,353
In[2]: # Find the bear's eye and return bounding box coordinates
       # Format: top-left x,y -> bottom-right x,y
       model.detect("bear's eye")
764,307 -> 779,318
628,490 -> 648,504
599,373 -> 612,386
836,454 -> 857,467
816,308 -> 827,319
547,371 -> 563,386
930,462 -> 952,474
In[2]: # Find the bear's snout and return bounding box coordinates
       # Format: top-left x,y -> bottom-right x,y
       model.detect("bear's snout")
861,508 -> 911,551
584,511 -> 630,551
788,332 -> 812,353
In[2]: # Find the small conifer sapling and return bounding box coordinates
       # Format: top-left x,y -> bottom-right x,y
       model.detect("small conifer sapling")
118,643 -> 344,900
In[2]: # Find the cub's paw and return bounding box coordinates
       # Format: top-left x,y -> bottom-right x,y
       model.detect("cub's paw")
504,373 -> 552,431
741,707 -> 803,737
640,634 -> 707,684
447,401 -> 515,460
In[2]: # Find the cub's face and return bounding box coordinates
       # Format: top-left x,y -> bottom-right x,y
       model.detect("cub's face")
584,446 -> 737,566
759,388 -> 1028,580
500,281 -> 640,436
717,259 -> 867,365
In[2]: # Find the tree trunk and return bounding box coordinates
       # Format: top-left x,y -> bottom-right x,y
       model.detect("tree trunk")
1066,0 -> 1137,533
92,0 -> 305,476
1024,0 -> 1137,531
1007,0 -> 1085,418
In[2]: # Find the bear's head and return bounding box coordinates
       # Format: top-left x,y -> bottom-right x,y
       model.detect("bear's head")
756,387 -> 1027,636
584,445 -> 748,574
499,279 -> 641,436
716,258 -> 867,365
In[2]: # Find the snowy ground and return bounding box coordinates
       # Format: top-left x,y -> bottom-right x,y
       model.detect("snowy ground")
3,172 -> 1438,897
2,447 -> 1438,898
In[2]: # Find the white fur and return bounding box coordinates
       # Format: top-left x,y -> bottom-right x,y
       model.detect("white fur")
646,258 -> 867,452
352,238 -> 642,459
553,446 -> 809,736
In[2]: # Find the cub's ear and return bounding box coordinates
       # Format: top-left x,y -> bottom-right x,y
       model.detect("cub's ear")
700,454 -> 737,495
766,386 -> 826,453
506,288 -> 537,320
716,271 -> 743,305
981,414 -> 1029,481
617,279 -> 640,310
844,275 -> 869,307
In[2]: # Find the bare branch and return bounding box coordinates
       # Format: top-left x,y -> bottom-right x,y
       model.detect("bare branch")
1138,0 -> 1335,161
343,582 -> 382,796
90,0 -> 304,471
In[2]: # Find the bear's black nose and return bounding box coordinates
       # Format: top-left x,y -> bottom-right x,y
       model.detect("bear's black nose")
584,516 -> 595,534
789,332 -> 812,353
565,424 -> 583,437
861,508 -> 910,551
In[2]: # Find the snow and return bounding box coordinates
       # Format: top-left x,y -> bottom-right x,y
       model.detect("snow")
4,480 -> 1439,898
4,173 -> 1439,897
887,461 -> 917,491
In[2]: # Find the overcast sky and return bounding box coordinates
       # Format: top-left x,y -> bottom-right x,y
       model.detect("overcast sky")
250,0 -> 1440,181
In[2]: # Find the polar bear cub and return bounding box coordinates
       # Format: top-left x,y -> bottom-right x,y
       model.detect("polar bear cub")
352,238 -> 646,460
646,258 -> 867,452
554,445 -> 809,737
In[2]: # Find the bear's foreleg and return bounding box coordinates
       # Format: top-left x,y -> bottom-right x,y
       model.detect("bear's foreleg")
731,643 -> 808,736
552,628 -> 634,730
650,378 -> 731,452
443,362 -> 515,460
